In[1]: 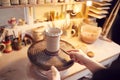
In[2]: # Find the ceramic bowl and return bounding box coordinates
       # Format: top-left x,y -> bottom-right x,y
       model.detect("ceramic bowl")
80,25 -> 102,44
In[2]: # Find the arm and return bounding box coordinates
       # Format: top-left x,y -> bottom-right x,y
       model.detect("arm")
68,49 -> 106,73
46,49 -> 106,80
83,56 -> 106,73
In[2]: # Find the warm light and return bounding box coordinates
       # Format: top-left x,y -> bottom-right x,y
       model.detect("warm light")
86,0 -> 92,6
84,0 -> 92,19
73,4 -> 82,13
65,13 -> 70,25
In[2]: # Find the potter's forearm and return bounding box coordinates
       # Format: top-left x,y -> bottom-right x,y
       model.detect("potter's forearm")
84,58 -> 106,73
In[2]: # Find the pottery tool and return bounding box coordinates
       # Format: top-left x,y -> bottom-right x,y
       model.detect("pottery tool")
60,48 -> 69,55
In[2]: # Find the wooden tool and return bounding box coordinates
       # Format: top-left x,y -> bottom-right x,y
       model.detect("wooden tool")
102,0 -> 120,37
60,48 -> 69,55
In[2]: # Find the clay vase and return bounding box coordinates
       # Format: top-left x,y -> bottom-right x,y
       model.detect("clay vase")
3,41 -> 12,53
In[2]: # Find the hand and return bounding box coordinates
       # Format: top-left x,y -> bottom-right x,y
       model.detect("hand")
67,49 -> 106,73
46,66 -> 61,80
67,49 -> 90,65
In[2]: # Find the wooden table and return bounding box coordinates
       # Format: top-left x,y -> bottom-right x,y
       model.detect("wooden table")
0,38 -> 120,80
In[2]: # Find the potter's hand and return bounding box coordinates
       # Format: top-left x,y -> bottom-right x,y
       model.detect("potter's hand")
67,49 -> 90,65
67,49 -> 106,73
46,66 -> 61,80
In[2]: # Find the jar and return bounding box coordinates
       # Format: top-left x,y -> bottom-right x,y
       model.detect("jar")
65,0 -> 69,3
32,26 -> 45,42
28,0 -> 37,4
50,11 -> 55,21
12,38 -> 22,50
74,0 -> 80,2
45,27 -> 62,52
11,0 -> 19,5
0,43 -> 6,54
20,0 -> 28,5
52,0 -> 58,3
45,0 -> 51,3
0,0 -> 2,6
37,0 -> 45,4
58,0 -> 64,2
1,0 -> 11,6
3,41 -> 12,53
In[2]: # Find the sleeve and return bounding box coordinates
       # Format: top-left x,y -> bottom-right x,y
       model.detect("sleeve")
92,69 -> 120,80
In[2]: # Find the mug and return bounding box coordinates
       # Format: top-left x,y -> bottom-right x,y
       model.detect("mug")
0,43 -> 6,54
65,24 -> 76,38
71,29 -> 76,37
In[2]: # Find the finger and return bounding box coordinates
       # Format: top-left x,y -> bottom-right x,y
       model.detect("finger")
51,66 -> 59,73
69,54 -> 75,59
69,54 -> 78,62
51,66 -> 60,80
78,49 -> 85,54
51,66 -> 59,76
77,61 -> 84,65
67,49 -> 79,52
45,68 -> 52,74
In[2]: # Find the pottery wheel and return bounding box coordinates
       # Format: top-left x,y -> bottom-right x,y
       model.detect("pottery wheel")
28,40 -> 75,71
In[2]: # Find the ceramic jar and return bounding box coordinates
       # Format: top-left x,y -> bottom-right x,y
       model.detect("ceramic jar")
0,0 -> 2,6
20,0 -> 28,5
52,0 -> 58,3
1,0 -> 11,6
8,17 -> 17,28
37,0 -> 45,4
11,0 -> 19,5
45,27 -> 62,52
45,0 -> 51,3
58,0 -> 64,2
28,0 -> 37,4
32,26 -> 45,42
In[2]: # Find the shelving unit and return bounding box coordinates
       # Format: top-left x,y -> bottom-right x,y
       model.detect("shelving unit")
0,2 -> 84,9
0,1 -> 85,32
0,1 -> 112,32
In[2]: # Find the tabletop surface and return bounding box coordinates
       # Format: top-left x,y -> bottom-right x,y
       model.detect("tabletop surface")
0,38 -> 120,80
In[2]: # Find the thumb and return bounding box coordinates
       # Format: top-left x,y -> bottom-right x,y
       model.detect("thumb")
51,66 -> 61,80
51,66 -> 59,76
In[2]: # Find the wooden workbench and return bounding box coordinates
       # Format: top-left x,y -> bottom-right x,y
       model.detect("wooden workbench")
0,38 -> 120,80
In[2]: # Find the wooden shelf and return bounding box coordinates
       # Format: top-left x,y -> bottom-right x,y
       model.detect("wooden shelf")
0,2 -> 83,9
